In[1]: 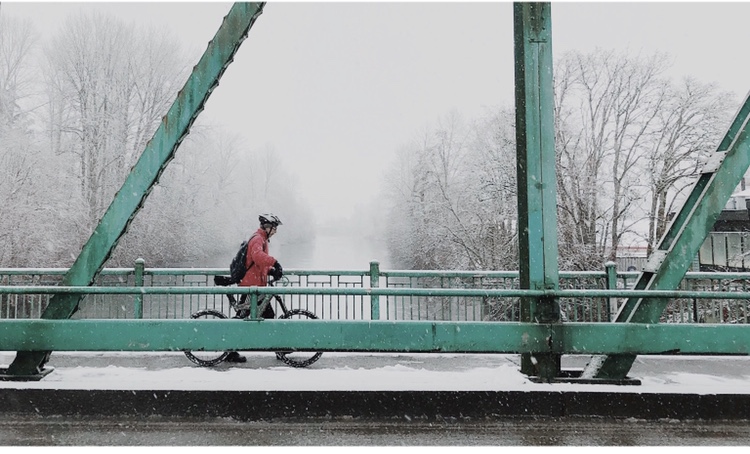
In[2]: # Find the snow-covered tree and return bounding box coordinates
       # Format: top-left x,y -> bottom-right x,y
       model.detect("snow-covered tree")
0,14 -> 54,266
0,8 -> 315,268
385,109 -> 517,271
554,50 -> 669,268
554,50 -> 734,267
112,127 -> 316,267
644,77 -> 734,252
41,12 -> 190,237
385,48 -> 737,272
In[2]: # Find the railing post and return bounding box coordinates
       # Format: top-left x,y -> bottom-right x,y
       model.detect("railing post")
605,261 -> 618,322
250,289 -> 258,319
134,258 -> 145,319
370,261 -> 380,320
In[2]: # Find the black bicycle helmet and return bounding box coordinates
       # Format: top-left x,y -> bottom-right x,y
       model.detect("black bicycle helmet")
259,213 -> 282,227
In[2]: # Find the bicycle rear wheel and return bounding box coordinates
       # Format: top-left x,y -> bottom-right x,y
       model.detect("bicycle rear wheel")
184,309 -> 230,367
276,309 -> 323,368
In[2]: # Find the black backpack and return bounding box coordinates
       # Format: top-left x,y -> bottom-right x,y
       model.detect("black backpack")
227,234 -> 257,285
228,241 -> 249,284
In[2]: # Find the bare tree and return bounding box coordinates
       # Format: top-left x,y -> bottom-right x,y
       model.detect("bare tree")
386,48 -> 735,273
0,14 -> 43,265
555,49 -> 671,268
467,107 -> 518,270
110,124 -> 318,267
0,14 -> 35,130
41,12 -> 189,233
0,8 -> 315,268
645,78 -> 734,251
385,109 -> 518,270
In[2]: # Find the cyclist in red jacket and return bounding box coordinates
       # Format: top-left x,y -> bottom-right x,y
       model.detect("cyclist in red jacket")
240,214 -> 282,287
225,214 -> 283,363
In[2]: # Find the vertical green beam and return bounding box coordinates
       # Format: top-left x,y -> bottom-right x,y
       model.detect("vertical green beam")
604,261 -> 618,321
587,92 -> 750,379
513,2 -> 561,380
7,2 -> 266,376
134,258 -> 145,319
370,261 -> 380,320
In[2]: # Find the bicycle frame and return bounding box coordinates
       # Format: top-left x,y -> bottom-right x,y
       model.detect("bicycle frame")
224,277 -> 289,319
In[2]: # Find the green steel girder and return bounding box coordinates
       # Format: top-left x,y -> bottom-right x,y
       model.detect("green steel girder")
586,92 -> 750,379
6,0 -> 745,387
0,319 -> 747,355
514,2 -> 561,379
7,2 -> 266,376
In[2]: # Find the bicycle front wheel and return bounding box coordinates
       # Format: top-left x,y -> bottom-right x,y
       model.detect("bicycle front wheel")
276,309 -> 323,368
184,309 -> 230,367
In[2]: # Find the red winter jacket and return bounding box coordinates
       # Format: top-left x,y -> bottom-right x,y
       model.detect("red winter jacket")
239,228 -> 277,287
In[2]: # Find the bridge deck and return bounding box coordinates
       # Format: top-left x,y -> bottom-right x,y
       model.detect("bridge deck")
1,352 -> 749,422
1,351 -> 749,393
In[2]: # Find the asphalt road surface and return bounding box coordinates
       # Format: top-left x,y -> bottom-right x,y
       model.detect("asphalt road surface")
2,414 -> 750,446
2,352 -> 750,446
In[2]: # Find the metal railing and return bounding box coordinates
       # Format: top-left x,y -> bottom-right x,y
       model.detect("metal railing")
1,260 -> 749,324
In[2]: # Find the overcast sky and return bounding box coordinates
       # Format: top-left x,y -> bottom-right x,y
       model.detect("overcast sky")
5,1 -> 750,223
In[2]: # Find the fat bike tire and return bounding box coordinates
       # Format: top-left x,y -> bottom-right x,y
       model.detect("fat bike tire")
276,309 -> 323,368
184,309 -> 230,367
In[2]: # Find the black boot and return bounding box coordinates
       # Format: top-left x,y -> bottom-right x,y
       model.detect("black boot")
225,351 -> 246,363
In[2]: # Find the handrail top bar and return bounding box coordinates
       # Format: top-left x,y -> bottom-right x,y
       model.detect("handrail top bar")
4,267 -> 750,280
3,285 -> 750,299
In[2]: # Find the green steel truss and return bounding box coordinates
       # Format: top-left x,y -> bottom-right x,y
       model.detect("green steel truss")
0,319 -> 747,355
7,2 -> 267,376
584,92 -> 750,379
512,2 -> 750,381
5,1 -> 748,384
514,2 -> 561,380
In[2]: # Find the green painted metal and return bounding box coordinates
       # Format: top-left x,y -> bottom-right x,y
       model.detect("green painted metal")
4,265 -> 750,325
134,258 -> 144,319
513,2 -> 560,378
0,319 -> 747,355
5,0 -> 749,386
605,261 -> 618,321
7,285 -> 750,300
0,266 -> 632,279
370,261 -> 380,320
586,91 -> 750,379
7,2 -> 267,376
249,292 -> 260,319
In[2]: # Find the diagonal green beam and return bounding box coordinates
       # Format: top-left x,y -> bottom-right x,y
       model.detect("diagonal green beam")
7,2 -> 266,376
513,2 -> 561,380
586,91 -> 750,379
0,319 -> 748,355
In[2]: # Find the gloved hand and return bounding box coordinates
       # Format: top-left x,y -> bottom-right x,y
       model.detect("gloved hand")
269,261 -> 283,281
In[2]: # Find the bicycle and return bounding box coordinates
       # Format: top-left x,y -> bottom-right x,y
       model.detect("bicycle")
184,274 -> 323,368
